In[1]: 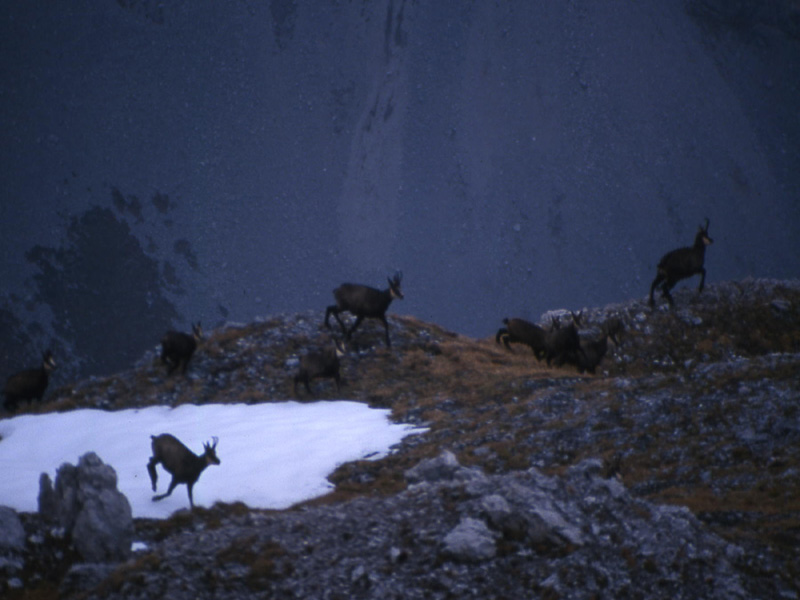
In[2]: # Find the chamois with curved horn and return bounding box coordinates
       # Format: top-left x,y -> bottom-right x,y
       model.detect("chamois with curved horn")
3,350 -> 56,412
160,322 -> 203,375
325,272 -> 403,347
294,339 -> 346,396
147,434 -> 220,509
544,311 -> 586,368
649,218 -> 713,307
576,320 -> 622,375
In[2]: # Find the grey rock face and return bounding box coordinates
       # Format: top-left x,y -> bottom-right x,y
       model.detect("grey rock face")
0,506 -> 25,552
405,449 -> 461,483
405,449 -> 486,486
38,452 -> 133,563
441,517 -> 496,562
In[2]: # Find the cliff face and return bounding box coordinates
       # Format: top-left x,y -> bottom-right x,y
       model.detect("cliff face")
1,1 -> 798,380
2,278 -> 799,597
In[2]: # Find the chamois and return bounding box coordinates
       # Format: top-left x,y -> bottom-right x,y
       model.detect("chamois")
3,350 -> 56,412
325,272 -> 403,348
576,317 -> 625,375
577,334 -> 608,375
495,318 -> 547,360
544,312 -> 585,368
294,339 -> 346,396
602,317 -> 625,348
161,322 -> 203,375
576,325 -> 610,375
147,434 -> 220,509
649,218 -> 713,307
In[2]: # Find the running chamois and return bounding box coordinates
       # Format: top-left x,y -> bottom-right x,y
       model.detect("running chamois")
147,434 -> 220,509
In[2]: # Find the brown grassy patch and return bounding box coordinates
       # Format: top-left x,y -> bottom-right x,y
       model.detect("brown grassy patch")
94,552 -> 162,596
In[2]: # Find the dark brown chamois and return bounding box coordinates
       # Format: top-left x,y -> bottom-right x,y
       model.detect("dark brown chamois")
576,324 -> 610,375
160,322 -> 203,375
602,317 -> 625,348
495,318 -> 548,360
577,333 -> 609,375
324,272 -> 403,347
3,350 -> 56,412
544,312 -> 586,368
576,317 -> 625,375
294,339 -> 346,396
147,434 -> 220,509
649,218 -> 713,307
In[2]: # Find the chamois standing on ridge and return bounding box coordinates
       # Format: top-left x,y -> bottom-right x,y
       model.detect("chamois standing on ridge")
161,322 -> 203,375
544,312 -> 585,368
325,272 -> 403,348
495,318 -> 548,360
649,218 -> 713,308
294,339 -> 346,396
147,434 -> 220,509
3,350 -> 56,412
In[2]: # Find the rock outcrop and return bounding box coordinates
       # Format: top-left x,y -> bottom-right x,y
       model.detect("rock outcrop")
38,452 -> 133,563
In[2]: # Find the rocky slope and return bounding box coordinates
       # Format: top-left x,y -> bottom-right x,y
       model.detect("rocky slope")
2,278 -> 799,598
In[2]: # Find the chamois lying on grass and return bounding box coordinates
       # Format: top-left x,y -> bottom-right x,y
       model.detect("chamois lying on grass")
147,434 -> 220,510
161,322 -> 203,375
496,318 -> 548,360
649,218 -> 713,307
294,339 -> 346,396
3,350 -> 56,412
325,272 -> 403,348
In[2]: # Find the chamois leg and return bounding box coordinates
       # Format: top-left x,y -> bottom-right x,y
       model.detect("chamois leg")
186,483 -> 195,509
325,305 -> 349,337
649,272 -> 665,306
495,329 -> 515,351
661,278 -> 677,307
147,458 -> 159,492
697,268 -> 707,293
163,357 -> 179,375
346,315 -> 365,340
152,478 -> 179,502
576,346 -> 588,367
324,305 -> 336,329
293,374 -> 309,396
379,315 -> 391,347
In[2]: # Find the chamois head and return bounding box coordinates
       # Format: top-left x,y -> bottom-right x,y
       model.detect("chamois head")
695,218 -> 713,247
388,271 -> 404,300
203,436 -> 220,465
